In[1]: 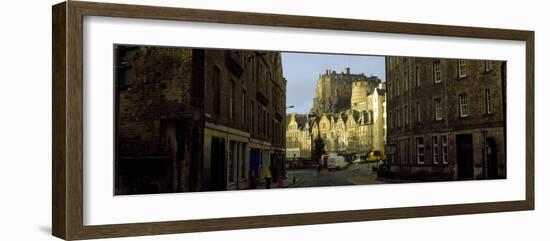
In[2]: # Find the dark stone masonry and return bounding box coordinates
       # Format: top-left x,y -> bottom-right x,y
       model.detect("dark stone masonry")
115,46 -> 286,194
385,57 -> 506,181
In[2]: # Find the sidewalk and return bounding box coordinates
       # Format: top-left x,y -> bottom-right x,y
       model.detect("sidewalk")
255,177 -> 304,189
376,177 -> 415,183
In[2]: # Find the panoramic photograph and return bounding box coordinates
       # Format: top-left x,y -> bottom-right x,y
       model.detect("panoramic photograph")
113,45 -> 507,195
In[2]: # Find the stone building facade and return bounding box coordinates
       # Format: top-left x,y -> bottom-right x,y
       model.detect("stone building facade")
115,46 -> 204,194
385,56 -> 506,181
202,49 -> 286,191
285,114 -> 312,158
287,69 -> 386,159
115,46 -> 286,194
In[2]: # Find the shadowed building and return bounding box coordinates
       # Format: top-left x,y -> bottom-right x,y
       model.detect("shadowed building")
115,46 -> 204,194
115,46 -> 286,194
202,50 -> 286,191
385,56 -> 506,181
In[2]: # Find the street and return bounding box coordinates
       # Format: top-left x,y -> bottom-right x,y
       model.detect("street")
287,162 -> 388,188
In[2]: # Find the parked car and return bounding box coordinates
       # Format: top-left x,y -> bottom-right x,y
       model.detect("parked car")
327,156 -> 349,170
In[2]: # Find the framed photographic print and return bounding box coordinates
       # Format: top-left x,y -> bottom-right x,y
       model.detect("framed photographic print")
52,1 -> 534,240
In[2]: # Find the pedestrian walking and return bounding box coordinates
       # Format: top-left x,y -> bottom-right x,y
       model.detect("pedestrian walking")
263,165 -> 272,189
317,164 -> 322,177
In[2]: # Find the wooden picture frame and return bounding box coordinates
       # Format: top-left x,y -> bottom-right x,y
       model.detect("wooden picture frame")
52,1 -> 534,240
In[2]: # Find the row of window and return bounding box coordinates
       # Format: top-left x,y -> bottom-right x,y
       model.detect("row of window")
286,131 -> 309,138
388,89 -> 492,128
250,53 -> 285,114
387,60 -> 492,100
212,65 -> 284,145
391,135 -> 448,165
227,141 -> 248,183
415,136 -> 448,164
291,141 -> 310,150
318,115 -> 373,130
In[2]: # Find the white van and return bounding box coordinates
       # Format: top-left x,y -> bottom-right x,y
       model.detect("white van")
327,156 -> 348,170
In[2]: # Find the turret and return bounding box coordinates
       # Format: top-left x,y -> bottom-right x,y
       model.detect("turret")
351,81 -> 370,112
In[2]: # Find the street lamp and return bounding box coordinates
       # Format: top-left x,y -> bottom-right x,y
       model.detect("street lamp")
285,105 -> 294,183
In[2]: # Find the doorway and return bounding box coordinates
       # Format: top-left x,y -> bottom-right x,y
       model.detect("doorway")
486,138 -> 498,179
456,134 -> 474,179
209,137 -> 226,191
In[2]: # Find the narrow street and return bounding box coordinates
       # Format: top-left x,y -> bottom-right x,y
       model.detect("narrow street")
287,163 -> 388,188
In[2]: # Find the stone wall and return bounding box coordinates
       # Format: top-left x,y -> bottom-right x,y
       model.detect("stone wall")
386,56 -> 506,180
311,68 -> 381,114
116,46 -> 204,194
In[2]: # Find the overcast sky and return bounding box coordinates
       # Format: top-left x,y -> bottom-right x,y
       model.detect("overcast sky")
281,52 -> 386,114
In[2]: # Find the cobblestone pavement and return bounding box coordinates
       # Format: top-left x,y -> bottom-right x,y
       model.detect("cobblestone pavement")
287,162 -> 388,188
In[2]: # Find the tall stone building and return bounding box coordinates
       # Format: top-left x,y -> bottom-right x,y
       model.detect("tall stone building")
115,46 -> 204,194
311,68 -> 381,114
285,113 -> 314,158
115,46 -> 286,194
369,87 -> 387,152
385,56 -> 506,181
202,50 -> 286,191
287,68 -> 386,159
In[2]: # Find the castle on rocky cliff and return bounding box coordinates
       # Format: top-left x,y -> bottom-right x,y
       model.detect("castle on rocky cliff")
311,67 -> 382,114
286,68 -> 386,158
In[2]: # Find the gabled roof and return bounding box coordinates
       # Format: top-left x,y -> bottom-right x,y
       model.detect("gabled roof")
307,117 -> 318,126
345,110 -> 360,123
286,113 -> 308,128
295,114 -> 307,127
